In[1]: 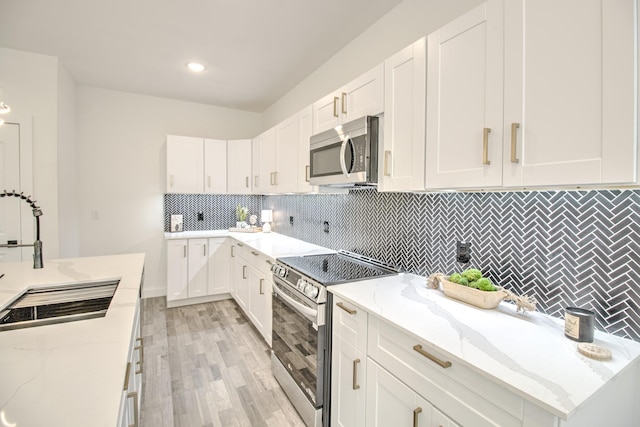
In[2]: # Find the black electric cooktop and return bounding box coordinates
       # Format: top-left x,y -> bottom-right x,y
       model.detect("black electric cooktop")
277,250 -> 400,286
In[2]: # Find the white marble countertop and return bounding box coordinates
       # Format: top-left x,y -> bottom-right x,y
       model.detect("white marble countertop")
329,273 -> 640,420
164,230 -> 335,259
0,253 -> 145,427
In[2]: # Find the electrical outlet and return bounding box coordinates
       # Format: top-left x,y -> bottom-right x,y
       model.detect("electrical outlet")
290,216 -> 294,226
197,212 -> 204,221
456,241 -> 471,264
323,221 -> 329,233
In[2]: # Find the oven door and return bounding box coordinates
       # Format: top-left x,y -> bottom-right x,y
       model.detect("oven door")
272,278 -> 325,408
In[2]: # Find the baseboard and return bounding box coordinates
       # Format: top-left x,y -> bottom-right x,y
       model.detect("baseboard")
141,287 -> 166,299
166,293 -> 232,308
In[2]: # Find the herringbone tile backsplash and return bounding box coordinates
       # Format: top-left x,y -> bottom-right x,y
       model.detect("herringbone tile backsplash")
164,189 -> 640,341
263,189 -> 640,341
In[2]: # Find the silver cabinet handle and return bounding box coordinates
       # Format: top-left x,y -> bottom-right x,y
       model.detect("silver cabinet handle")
341,92 -> 347,114
183,245 -> 187,258
251,251 -> 259,256
413,407 -> 422,427
511,122 -> 520,163
237,243 -> 244,247
337,301 -> 356,315
333,96 -> 339,118
259,278 -> 264,295
127,391 -> 139,427
245,176 -> 249,188
352,358 -> 360,390
255,175 -> 259,187
266,259 -> 273,265
135,337 -> 144,374
242,265 -> 247,279
123,361 -> 131,391
384,150 -> 391,176
203,244 -> 206,256
482,127 -> 491,165
413,344 -> 451,368
305,165 -> 310,182
231,246 -> 235,257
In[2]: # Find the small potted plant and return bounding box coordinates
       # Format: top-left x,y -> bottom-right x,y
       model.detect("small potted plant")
236,205 -> 248,228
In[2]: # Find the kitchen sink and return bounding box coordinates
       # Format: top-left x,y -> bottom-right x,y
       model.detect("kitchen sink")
0,279 -> 120,331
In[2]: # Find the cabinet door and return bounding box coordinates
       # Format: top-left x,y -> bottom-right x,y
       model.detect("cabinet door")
247,264 -> 269,340
233,257 -> 250,311
227,139 -> 252,194
166,239 -> 188,301
366,359 -> 432,427
342,63 -> 385,123
204,139 -> 227,193
503,0 -> 636,187
187,239 -> 208,298
275,114 -> 299,193
297,105 -> 315,193
207,238 -> 230,295
260,129 -> 277,193
166,135 -> 203,193
313,92 -> 342,135
331,337 -> 366,427
426,2 -> 504,189
380,37 -> 427,192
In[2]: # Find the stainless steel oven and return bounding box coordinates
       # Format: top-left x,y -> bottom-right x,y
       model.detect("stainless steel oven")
271,250 -> 400,427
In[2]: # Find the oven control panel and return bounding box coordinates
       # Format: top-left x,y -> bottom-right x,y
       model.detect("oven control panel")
271,262 -> 325,304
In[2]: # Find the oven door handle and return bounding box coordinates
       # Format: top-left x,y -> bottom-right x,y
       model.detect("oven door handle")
272,281 -> 318,323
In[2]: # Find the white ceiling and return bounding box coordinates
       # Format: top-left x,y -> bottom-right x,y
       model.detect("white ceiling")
0,0 -> 405,112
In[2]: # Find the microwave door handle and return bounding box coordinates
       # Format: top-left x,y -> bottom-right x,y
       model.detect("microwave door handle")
339,136 -> 350,177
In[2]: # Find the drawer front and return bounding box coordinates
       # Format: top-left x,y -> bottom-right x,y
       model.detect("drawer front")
231,241 -> 250,260
368,316 -> 523,427
333,296 -> 368,352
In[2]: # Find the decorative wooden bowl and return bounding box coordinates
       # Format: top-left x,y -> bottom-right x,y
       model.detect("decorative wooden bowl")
440,278 -> 506,309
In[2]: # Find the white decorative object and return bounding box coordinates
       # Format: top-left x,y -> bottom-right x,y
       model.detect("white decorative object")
261,209 -> 273,233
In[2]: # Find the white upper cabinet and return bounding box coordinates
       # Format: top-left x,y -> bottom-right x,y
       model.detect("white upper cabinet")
312,63 -> 385,135
166,135 -> 205,193
274,114 -> 300,193
379,37 -> 427,192
252,129 -> 276,193
502,0 -> 637,187
227,139 -> 252,194
297,105 -> 315,193
203,139 -> 227,193
426,0 -> 637,190
425,2 -> 504,189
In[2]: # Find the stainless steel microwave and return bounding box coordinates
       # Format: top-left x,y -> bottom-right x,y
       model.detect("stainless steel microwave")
309,116 -> 379,187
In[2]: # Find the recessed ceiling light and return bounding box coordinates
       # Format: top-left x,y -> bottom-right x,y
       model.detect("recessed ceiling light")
186,62 -> 206,72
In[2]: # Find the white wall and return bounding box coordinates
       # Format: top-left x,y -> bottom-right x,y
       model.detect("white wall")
57,62 -> 79,257
0,47 -> 60,260
262,0 -> 484,128
76,87 -> 261,297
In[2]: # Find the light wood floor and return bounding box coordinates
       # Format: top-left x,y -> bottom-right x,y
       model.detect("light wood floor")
139,297 -> 305,427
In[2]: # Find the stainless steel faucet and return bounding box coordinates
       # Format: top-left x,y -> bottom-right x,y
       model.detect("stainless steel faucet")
0,190 -> 43,269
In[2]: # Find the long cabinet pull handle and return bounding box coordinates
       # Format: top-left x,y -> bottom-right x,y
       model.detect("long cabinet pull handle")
384,150 -> 391,176
333,96 -> 340,118
510,122 -> 520,163
127,391 -> 139,427
135,337 -> 144,374
237,243 -> 244,247
183,245 -> 187,258
203,244 -> 206,256
336,301 -> 356,315
352,358 -> 361,390
231,246 -> 235,257
305,165 -> 310,182
341,92 -> 347,114
266,259 -> 273,265
413,344 -> 452,369
242,265 -> 247,279
251,251 -> 259,256
482,127 -> 491,165
413,407 -> 422,427
123,361 -> 131,391
260,278 -> 264,295
245,176 -> 249,188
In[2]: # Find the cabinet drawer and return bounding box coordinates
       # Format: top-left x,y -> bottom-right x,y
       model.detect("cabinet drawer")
231,241 -> 250,260
245,248 -> 274,276
368,316 -> 523,427
333,296 -> 367,352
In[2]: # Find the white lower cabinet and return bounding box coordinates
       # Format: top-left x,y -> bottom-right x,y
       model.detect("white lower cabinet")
366,359 -> 434,427
118,296 -> 143,427
166,237 -> 231,305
